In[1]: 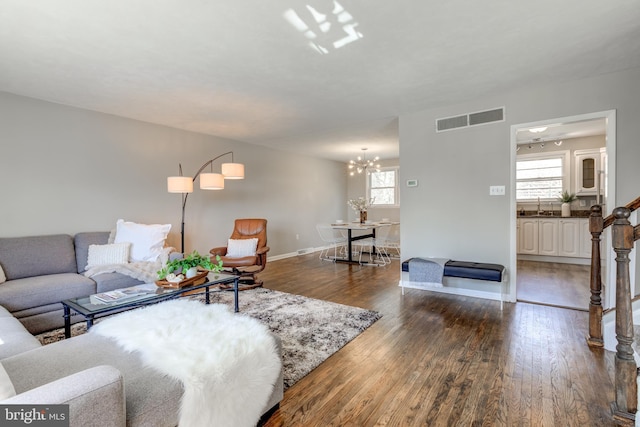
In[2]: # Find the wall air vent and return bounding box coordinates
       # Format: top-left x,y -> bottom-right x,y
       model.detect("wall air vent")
436,107 -> 505,132
436,115 -> 468,132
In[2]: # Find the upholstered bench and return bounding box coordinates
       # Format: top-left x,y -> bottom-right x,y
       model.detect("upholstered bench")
401,259 -> 505,282
400,258 -> 507,308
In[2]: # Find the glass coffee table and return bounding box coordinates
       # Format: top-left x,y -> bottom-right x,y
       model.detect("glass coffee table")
61,272 -> 240,338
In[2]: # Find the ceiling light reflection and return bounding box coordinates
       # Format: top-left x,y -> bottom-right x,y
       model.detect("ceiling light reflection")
284,1 -> 363,55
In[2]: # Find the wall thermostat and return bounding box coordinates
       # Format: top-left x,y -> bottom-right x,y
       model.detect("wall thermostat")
406,179 -> 418,187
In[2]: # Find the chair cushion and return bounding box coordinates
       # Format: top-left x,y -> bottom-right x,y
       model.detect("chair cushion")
219,256 -> 258,268
230,219 -> 267,251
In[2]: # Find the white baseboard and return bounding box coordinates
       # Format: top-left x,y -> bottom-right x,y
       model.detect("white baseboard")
268,246 -> 327,262
399,280 -> 504,303
517,254 -> 592,265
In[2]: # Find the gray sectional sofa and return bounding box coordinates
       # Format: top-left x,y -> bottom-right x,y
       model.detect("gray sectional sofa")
0,233 -> 284,426
0,304 -> 284,426
0,232 -> 146,334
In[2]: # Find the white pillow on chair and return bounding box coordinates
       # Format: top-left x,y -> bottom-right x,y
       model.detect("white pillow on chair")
226,238 -> 258,258
0,263 -> 6,284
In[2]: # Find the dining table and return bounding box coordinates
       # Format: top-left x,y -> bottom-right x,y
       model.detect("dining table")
330,221 -> 397,264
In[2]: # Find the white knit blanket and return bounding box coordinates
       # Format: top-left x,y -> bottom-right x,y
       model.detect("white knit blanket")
83,247 -> 173,283
83,260 -> 161,283
91,299 -> 281,427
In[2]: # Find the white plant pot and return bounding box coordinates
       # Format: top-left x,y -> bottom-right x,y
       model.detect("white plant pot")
561,202 -> 571,217
185,267 -> 199,278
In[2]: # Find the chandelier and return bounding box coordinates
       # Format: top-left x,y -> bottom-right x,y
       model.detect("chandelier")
348,148 -> 380,176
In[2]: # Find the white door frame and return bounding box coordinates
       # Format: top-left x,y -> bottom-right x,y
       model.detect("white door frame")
508,110 -> 617,306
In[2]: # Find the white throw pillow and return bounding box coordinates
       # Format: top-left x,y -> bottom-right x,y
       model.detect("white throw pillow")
0,362 -> 16,400
226,238 -> 258,258
86,243 -> 131,268
0,263 -> 5,284
114,219 -> 171,262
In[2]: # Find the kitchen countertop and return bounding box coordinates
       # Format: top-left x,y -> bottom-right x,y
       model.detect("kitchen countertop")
517,210 -> 591,218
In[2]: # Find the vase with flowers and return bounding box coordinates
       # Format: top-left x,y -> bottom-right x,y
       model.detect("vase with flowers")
348,197 -> 374,223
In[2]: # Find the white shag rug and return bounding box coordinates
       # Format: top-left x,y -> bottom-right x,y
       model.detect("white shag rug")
91,299 -> 280,427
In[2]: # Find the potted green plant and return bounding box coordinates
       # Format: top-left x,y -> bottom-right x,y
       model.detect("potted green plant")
558,190 -> 577,217
157,250 -> 223,280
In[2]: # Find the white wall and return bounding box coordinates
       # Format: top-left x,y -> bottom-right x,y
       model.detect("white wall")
399,67 -> 640,300
0,92 -> 348,257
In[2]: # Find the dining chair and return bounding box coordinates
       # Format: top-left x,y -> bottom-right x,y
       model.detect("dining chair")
353,224 -> 392,265
379,223 -> 400,258
316,224 -> 347,261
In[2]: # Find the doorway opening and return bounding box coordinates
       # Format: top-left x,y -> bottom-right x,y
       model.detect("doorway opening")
508,110 -> 616,310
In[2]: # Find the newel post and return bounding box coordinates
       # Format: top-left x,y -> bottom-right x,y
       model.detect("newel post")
611,207 -> 637,424
588,205 -> 604,347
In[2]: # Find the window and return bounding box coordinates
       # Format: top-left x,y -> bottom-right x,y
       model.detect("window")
368,167 -> 399,206
516,151 -> 569,201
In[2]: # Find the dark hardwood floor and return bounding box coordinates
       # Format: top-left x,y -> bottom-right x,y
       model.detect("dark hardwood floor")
260,253 -> 615,426
516,259 -> 590,311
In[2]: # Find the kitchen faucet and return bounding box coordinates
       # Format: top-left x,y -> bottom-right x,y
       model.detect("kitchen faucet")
537,197 -> 543,215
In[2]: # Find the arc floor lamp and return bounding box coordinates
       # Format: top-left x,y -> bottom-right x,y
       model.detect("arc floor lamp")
167,151 -> 245,253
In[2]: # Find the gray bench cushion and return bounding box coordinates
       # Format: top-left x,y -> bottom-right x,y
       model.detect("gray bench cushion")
0,235 -> 77,279
0,273 -> 95,312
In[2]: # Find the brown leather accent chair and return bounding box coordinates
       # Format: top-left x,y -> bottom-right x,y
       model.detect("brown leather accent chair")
210,218 -> 269,287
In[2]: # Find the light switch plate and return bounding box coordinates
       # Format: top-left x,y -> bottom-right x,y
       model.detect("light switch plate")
489,185 -> 506,196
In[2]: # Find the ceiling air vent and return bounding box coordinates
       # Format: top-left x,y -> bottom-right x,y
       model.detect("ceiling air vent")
436,107 -> 505,132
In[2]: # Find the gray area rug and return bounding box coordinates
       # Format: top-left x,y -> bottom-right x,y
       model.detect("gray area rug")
36,288 -> 381,389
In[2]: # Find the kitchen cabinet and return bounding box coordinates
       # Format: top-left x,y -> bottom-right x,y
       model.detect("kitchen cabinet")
517,217 -> 592,259
538,219 -> 559,256
575,148 -> 606,196
517,218 -> 538,255
558,219 -> 580,257
517,218 -> 557,256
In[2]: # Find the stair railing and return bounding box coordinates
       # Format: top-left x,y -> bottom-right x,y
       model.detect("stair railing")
587,196 -> 640,347
611,206 -> 640,424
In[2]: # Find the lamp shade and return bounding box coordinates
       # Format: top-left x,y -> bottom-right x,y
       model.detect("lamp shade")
221,163 -> 245,179
167,176 -> 193,193
200,173 -> 225,190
